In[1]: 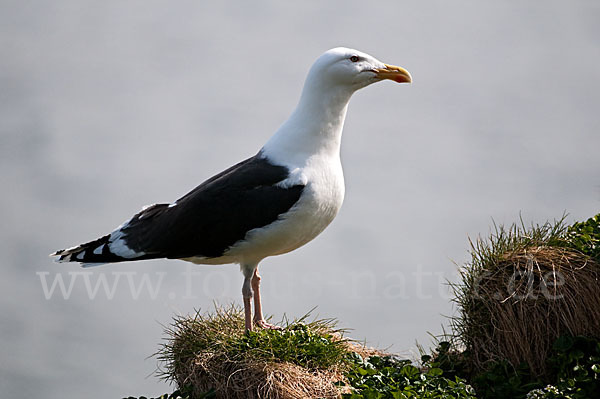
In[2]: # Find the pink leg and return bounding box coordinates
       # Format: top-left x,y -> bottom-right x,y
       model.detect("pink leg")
243,296 -> 252,331
242,272 -> 253,331
251,267 -> 281,330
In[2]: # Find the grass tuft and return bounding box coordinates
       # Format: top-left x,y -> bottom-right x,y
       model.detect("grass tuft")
450,214 -> 600,377
155,304 -> 364,399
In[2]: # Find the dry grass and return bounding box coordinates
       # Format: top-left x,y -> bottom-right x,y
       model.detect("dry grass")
452,218 -> 600,377
179,357 -> 344,399
156,305 -> 380,399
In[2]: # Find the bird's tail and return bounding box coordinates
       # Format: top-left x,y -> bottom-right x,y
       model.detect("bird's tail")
50,234 -> 137,267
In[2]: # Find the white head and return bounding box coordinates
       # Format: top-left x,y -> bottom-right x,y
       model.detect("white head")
262,47 -> 411,163
303,47 -> 412,94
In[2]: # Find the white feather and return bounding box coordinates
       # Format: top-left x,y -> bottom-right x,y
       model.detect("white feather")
107,219 -> 146,258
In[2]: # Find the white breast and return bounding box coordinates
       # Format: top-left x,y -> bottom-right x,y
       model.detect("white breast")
224,154 -> 345,265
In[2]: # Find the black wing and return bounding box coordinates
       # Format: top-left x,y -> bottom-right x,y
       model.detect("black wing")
118,153 -> 304,259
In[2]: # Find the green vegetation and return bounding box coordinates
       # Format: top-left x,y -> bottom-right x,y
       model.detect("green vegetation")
236,322 -> 348,370
428,335 -> 600,399
564,214 -> 600,262
340,353 -> 476,398
544,335 -> 600,398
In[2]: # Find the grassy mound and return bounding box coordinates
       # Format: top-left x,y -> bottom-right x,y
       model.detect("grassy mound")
156,305 -> 475,399
451,216 -> 600,377
157,305 -> 358,399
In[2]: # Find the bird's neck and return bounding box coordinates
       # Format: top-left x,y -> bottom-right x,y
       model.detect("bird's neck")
261,84 -> 353,166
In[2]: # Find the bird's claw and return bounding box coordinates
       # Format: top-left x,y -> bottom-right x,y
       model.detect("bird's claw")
254,319 -> 282,330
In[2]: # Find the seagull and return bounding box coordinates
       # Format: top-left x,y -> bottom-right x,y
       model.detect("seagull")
51,47 -> 411,330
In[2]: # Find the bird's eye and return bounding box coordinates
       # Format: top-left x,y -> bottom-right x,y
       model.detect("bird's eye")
349,55 -> 360,63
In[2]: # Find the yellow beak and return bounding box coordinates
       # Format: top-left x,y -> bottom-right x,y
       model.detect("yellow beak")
374,64 -> 412,83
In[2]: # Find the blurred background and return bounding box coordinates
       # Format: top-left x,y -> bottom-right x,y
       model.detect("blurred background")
1,1 -> 599,397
